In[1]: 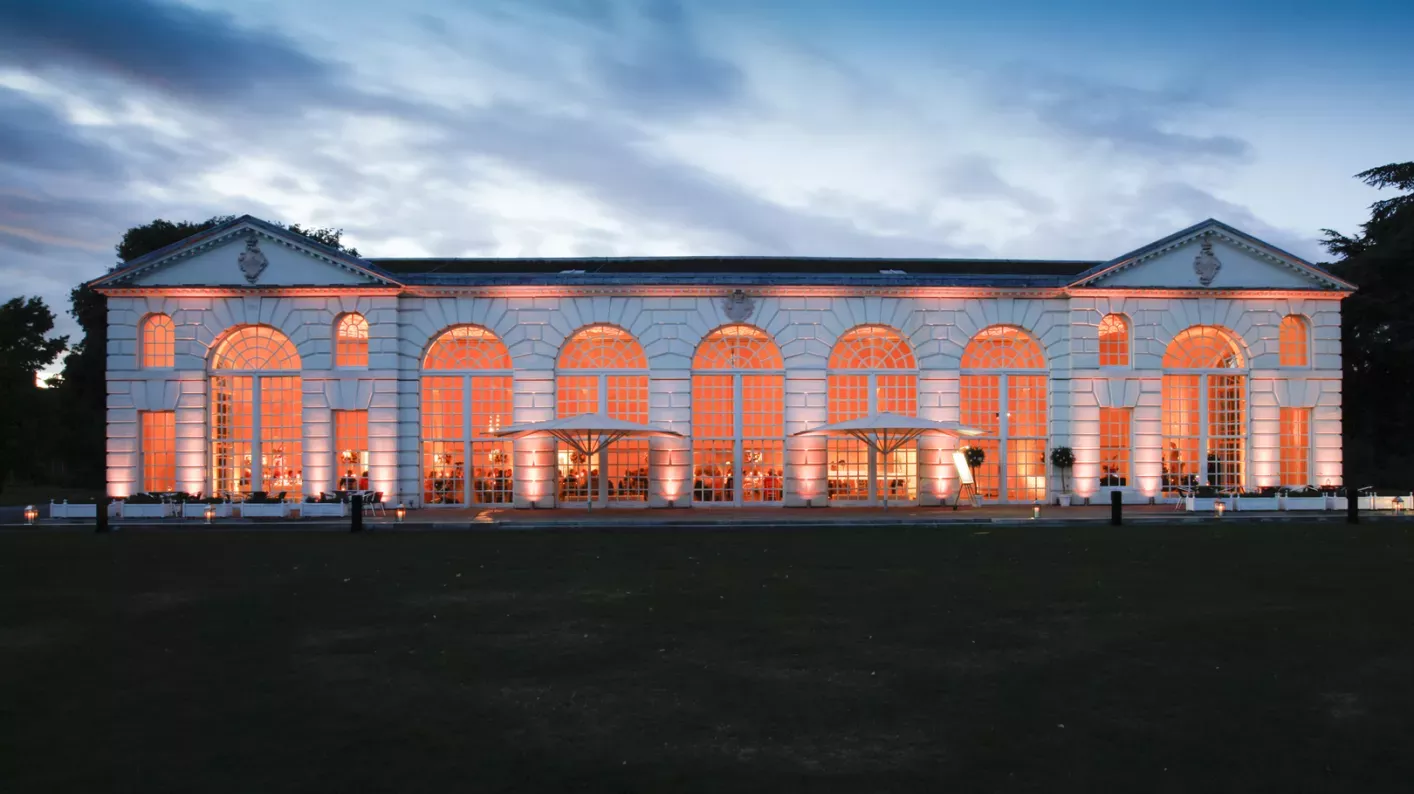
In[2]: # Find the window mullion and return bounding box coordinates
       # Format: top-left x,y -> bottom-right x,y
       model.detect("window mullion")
734,374 -> 743,505
252,377 -> 262,493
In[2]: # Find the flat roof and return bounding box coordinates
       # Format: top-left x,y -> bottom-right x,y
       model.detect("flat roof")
371,256 -> 1100,278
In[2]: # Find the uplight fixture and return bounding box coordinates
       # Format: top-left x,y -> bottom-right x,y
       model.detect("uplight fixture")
1214,500 -> 1226,518
1032,503 -> 1040,520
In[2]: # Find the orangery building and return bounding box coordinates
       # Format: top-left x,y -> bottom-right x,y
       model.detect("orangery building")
91,216 -> 1352,508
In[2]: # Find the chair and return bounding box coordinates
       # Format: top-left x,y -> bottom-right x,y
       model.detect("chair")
364,491 -> 386,517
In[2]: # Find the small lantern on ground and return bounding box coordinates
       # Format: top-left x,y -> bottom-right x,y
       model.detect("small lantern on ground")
395,503 -> 406,524
1032,503 -> 1040,520
23,505 -> 38,525
1214,500 -> 1226,518
204,504 -> 216,524
1393,496 -> 1404,516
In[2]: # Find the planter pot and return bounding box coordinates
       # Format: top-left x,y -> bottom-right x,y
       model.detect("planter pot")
1056,493 -> 1072,507
121,503 -> 175,519
239,502 -> 291,519
1235,497 -> 1281,512
299,502 -> 347,518
1184,497 -> 1232,512
1361,494 -> 1412,511
49,501 -> 97,519
181,503 -> 232,519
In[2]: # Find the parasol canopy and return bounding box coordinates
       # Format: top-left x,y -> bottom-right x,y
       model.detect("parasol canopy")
792,413 -> 984,508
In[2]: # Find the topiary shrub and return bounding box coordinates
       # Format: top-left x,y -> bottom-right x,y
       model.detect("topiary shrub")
1049,446 -> 1075,493
962,446 -> 986,470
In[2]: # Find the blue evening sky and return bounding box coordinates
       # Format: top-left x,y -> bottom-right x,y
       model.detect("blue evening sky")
1,0 -> 1410,343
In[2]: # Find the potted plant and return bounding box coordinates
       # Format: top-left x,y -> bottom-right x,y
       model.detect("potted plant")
1234,487 -> 1281,512
120,492 -> 177,519
1049,446 -> 1075,506
962,445 -> 986,472
299,493 -> 347,518
239,492 -> 292,518
1281,486 -> 1327,511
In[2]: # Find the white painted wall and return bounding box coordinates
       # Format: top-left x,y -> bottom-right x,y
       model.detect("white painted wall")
105,290 -> 1346,507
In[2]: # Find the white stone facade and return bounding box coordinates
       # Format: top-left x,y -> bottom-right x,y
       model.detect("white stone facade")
94,217 -> 1352,508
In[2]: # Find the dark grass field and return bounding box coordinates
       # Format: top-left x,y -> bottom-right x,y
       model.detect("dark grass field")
2,524 -> 1413,793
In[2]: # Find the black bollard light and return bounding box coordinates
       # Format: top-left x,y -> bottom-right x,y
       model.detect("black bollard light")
96,499 -> 109,534
1346,490 -> 1358,525
351,493 -> 364,533
1110,489 -> 1123,526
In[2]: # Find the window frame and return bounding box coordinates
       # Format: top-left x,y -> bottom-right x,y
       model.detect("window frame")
1098,313 -> 1131,368
334,313 -> 370,369
1278,315 -> 1310,369
140,313 -> 175,369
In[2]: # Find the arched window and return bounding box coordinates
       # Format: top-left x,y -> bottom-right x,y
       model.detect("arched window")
692,326 -> 785,504
1162,326 -> 1246,493
141,314 -> 174,368
960,326 -> 1047,502
335,313 -> 369,367
826,325 -> 918,505
1098,313 -> 1130,367
1279,315 -> 1309,367
209,326 -> 302,497
556,325 -> 650,506
421,326 -> 513,506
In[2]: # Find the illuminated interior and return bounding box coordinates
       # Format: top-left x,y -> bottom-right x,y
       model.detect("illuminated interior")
1279,407 -> 1311,486
142,313 -> 174,368
141,410 -> 176,492
1098,313 -> 1130,367
556,325 -> 650,506
1161,325 -> 1246,492
960,325 -> 1048,502
209,326 -> 303,496
334,410 -> 370,491
1279,315 -> 1309,367
335,313 -> 369,367
421,326 -> 513,505
692,325 -> 785,504
1098,407 -> 1131,487
826,325 -> 918,504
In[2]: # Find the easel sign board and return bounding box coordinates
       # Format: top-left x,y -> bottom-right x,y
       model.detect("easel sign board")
951,449 -> 981,508
953,450 -> 974,484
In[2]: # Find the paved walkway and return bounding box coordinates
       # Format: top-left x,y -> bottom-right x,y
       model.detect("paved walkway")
5,502 -> 1392,530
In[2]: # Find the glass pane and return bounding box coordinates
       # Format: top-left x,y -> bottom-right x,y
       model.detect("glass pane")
334,410 -> 369,490
424,440 -> 464,505
962,326 -> 1045,369
335,314 -> 369,367
693,440 -> 734,502
212,326 -> 300,370
211,375 -> 253,495
742,441 -> 784,503
1099,407 -> 1131,487
1008,438 -> 1047,503
141,411 -> 176,492
694,326 -> 783,369
559,325 -> 648,369
827,439 -> 871,502
260,376 -> 303,495
606,441 -> 649,503
470,441 -> 513,504
142,315 -> 174,368
424,326 -> 511,370
1162,374 -> 1201,493
1279,407 -> 1311,486
828,325 -> 915,369
1098,314 -> 1129,367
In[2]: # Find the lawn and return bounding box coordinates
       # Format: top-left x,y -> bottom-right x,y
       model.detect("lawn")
2,524 -> 1412,793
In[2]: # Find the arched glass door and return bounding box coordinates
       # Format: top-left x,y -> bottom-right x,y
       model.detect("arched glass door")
556,325 -> 650,507
1162,326 -> 1247,493
691,325 -> 785,505
960,326 -> 1048,503
826,325 -> 919,505
421,326 -> 514,506
209,326 -> 302,497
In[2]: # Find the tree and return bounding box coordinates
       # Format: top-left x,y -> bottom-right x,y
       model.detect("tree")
1323,161 -> 1414,485
0,297 -> 67,493
53,216 -> 362,489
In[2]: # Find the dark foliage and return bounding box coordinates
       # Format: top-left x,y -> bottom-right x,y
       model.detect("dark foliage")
0,297 -> 68,494
1323,161 -> 1414,486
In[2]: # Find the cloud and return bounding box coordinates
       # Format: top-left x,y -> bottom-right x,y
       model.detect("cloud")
0,88 -> 124,178
937,156 -> 1055,215
988,64 -> 1253,162
588,0 -> 745,115
0,0 -> 337,99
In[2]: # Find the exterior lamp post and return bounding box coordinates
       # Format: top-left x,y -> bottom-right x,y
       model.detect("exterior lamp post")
204,505 -> 216,524
395,503 -> 406,524
23,505 -> 38,525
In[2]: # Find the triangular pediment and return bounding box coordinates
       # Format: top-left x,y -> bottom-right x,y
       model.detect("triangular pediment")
91,216 -> 398,289
1070,220 -> 1354,291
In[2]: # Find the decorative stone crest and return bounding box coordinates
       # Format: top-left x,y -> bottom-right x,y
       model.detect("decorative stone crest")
238,235 -> 269,285
1192,237 -> 1221,287
722,289 -> 755,322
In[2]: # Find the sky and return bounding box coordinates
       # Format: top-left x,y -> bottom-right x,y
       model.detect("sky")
1,0 -> 1411,351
